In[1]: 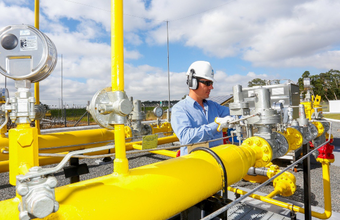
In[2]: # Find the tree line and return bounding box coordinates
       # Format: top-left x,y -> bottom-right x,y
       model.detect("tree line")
248,69 -> 340,101
297,69 -> 340,101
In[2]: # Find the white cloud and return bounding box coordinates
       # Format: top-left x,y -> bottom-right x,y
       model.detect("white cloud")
0,2 -> 34,27
1,0 -> 340,107
145,0 -> 340,69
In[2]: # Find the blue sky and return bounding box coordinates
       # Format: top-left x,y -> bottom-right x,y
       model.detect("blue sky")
0,0 -> 340,107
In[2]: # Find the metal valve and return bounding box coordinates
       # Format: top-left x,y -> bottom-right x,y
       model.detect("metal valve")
87,87 -> 133,129
16,166 -> 59,220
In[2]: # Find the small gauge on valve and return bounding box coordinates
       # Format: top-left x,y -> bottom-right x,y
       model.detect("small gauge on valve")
153,106 -> 164,118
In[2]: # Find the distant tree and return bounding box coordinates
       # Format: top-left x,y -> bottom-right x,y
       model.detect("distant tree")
298,69 -> 340,101
181,94 -> 187,100
248,78 -> 266,87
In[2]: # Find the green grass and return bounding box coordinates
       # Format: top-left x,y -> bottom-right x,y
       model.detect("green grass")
323,114 -> 340,120
320,102 -> 340,120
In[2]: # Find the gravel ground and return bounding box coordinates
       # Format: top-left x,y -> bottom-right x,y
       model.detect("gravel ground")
0,120 -> 339,216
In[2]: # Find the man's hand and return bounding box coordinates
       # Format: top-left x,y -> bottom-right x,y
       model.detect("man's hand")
215,116 -> 235,132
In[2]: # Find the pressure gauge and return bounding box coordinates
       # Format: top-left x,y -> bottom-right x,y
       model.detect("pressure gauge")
153,106 -> 164,118
0,24 -> 57,82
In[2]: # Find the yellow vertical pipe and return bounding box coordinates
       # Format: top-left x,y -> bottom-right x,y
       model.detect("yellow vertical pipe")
113,125 -> 129,174
112,0 -> 128,174
112,0 -> 124,91
34,0 -> 41,134
318,161 -> 332,219
9,124 -> 39,185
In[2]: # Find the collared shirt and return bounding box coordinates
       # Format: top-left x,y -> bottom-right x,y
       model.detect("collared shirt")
171,96 -> 230,155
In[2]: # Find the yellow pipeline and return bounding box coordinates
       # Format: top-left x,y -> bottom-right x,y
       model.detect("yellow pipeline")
229,160 -> 333,219
34,0 -> 41,134
0,137 -> 270,219
0,129 -> 116,172
0,129 -> 178,172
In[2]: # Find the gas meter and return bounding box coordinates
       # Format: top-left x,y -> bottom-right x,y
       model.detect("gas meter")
0,24 -> 57,82
0,24 -> 57,125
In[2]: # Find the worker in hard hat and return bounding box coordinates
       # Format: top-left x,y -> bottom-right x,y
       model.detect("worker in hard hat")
171,61 -> 235,156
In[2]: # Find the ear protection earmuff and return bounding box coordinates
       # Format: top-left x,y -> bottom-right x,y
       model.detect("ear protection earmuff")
187,69 -> 198,90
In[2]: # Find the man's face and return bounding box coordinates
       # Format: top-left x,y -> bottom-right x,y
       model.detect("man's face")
196,78 -> 214,99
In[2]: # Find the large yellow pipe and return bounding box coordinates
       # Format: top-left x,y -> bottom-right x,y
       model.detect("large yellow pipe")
0,142 -> 262,219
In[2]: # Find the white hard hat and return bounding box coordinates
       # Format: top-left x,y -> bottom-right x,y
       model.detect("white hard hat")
186,61 -> 214,81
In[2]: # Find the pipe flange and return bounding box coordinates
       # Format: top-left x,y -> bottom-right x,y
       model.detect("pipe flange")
312,121 -> 324,138
280,127 -> 303,151
242,136 -> 273,168
273,172 -> 296,197
272,132 -> 289,158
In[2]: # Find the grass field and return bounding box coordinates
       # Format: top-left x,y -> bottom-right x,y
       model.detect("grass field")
320,102 -> 340,120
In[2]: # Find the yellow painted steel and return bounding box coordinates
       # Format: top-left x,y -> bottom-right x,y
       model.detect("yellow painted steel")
301,95 -> 322,120
0,125 -> 6,138
242,136 -> 273,168
113,125 -> 129,174
0,139 -> 269,219
313,121 -> 325,138
111,0 -> 124,91
9,124 -> 39,185
272,172 -> 296,197
229,159 -> 333,219
132,143 -> 177,158
34,0 -> 41,134
111,0 -> 129,175
301,101 -> 312,120
242,164 -> 296,197
0,130 -> 178,173
279,127 -> 303,151
151,121 -> 173,135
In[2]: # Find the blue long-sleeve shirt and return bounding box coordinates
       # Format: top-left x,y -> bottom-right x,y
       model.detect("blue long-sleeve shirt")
171,96 -> 230,155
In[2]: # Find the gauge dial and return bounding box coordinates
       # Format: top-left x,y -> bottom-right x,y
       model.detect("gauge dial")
153,106 -> 164,118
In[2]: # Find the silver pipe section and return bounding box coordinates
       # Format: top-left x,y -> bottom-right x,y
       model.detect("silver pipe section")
254,88 -> 271,110
201,121 -> 332,220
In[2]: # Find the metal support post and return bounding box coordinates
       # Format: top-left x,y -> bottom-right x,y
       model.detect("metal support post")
303,143 -> 311,220
70,157 -> 80,183
64,108 -> 67,127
